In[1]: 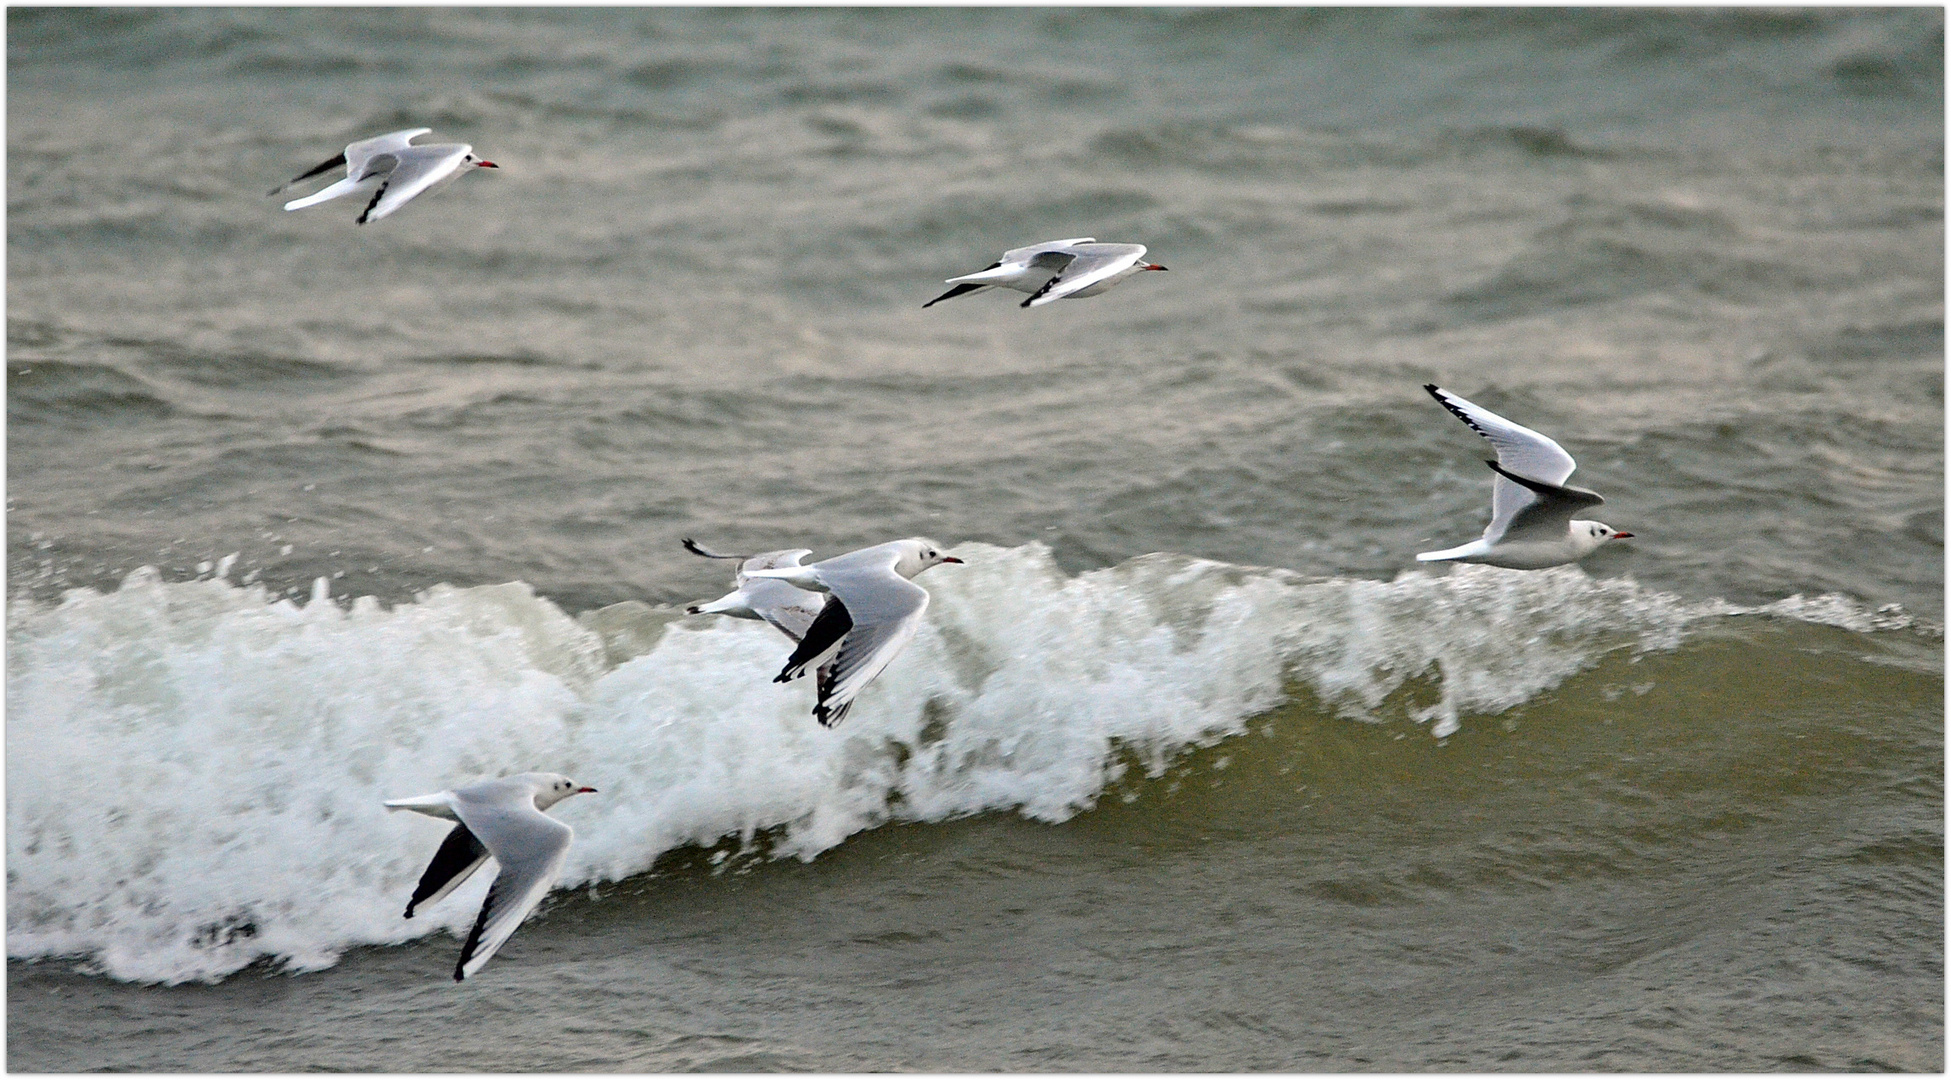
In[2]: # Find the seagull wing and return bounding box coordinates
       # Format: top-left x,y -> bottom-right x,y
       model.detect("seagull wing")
774,595 -> 852,682
282,173 -> 377,211
1484,461 -> 1605,542
357,144 -> 473,224
448,794 -> 574,981
1000,237 -> 1095,263
343,127 -> 432,175
1022,244 -> 1147,307
268,151 -> 348,196
805,559 -> 930,727
747,580 -> 824,643
738,549 -> 815,575
402,822 -> 490,919
1425,385 -> 1581,544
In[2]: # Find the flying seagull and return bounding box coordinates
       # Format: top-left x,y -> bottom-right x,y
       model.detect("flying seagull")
385,772 -> 595,981
925,239 -> 1166,308
271,127 -> 497,224
1417,384 -> 1632,569
743,538 -> 963,726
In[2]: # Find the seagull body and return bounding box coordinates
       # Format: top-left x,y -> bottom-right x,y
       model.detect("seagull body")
384,772 -> 595,981
680,538 -> 825,643
271,127 -> 497,224
1418,384 -> 1631,570
743,538 -> 963,727
925,239 -> 1167,308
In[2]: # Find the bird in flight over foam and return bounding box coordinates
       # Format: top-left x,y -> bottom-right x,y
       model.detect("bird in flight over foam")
924,238 -> 1167,309
680,538 -> 826,643
385,772 -> 595,981
742,538 -> 963,727
270,127 -> 498,224
1417,384 -> 1632,570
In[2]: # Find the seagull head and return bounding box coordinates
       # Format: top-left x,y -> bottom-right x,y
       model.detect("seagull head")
893,538 -> 965,578
1573,521 -> 1633,555
530,773 -> 598,811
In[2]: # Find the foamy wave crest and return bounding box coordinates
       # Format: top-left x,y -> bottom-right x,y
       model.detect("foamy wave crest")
4,543 -> 1912,982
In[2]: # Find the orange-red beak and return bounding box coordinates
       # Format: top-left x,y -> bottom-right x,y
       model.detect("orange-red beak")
942,556 -> 965,564
477,160 -> 499,169
577,786 -> 598,794
1145,263 -> 1168,271
1613,532 -> 1634,539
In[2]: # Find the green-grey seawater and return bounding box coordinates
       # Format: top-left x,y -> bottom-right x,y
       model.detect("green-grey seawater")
8,8 -> 1941,1071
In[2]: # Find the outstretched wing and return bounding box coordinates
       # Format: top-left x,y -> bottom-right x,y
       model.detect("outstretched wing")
267,151 -> 347,196
1426,385 -> 1582,544
806,566 -> 930,727
775,595 -> 852,682
448,802 -> 573,981
1000,237 -> 1095,263
748,580 -> 824,643
1022,244 -> 1146,307
282,172 -> 378,212
1484,460 -> 1605,541
923,280 -> 992,307
358,144 -> 473,224
343,127 -> 432,175
403,822 -> 490,919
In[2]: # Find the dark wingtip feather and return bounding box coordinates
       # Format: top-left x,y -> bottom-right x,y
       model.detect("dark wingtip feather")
923,282 -> 983,308
355,181 -> 388,225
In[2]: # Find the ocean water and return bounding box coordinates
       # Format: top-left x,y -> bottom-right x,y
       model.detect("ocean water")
6,7 -> 1943,1072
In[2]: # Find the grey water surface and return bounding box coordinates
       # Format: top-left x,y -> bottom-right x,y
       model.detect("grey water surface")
7,8 -> 1941,1072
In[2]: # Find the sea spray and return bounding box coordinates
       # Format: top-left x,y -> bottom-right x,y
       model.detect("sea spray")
6,542 -> 1920,983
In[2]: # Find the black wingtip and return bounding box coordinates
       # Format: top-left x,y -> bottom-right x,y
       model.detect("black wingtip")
453,966 -> 466,982
682,538 -> 741,560
685,605 -> 702,615
924,282 -> 985,308
403,906 -> 416,919
355,181 -> 387,225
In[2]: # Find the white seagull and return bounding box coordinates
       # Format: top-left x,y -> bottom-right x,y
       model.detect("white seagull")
1418,384 -> 1632,569
384,772 -> 595,981
681,538 -> 825,643
270,127 -> 498,224
925,238 -> 1167,309
743,538 -> 963,727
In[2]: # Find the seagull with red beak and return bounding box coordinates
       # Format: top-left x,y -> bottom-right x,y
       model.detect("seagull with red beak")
743,538 -> 965,726
1417,384 -> 1633,570
925,239 -> 1167,309
270,127 -> 498,224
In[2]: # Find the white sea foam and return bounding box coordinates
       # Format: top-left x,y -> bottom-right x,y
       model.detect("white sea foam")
4,543 -> 1917,983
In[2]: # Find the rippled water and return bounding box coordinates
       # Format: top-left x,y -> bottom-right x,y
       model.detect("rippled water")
7,7 -> 1943,1072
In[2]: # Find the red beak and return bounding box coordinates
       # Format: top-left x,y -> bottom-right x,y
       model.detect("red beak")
1145,263 -> 1168,271
1612,532 -> 1634,539
577,786 -> 598,794
942,556 -> 965,564
476,160 -> 499,169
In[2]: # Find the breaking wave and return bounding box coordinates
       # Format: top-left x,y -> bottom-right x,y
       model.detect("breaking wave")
4,541 -> 1924,983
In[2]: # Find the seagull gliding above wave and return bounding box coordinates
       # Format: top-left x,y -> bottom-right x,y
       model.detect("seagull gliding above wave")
270,127 -> 498,224
743,538 -> 963,727
385,772 -> 595,981
1417,384 -> 1632,570
925,238 -> 1167,308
